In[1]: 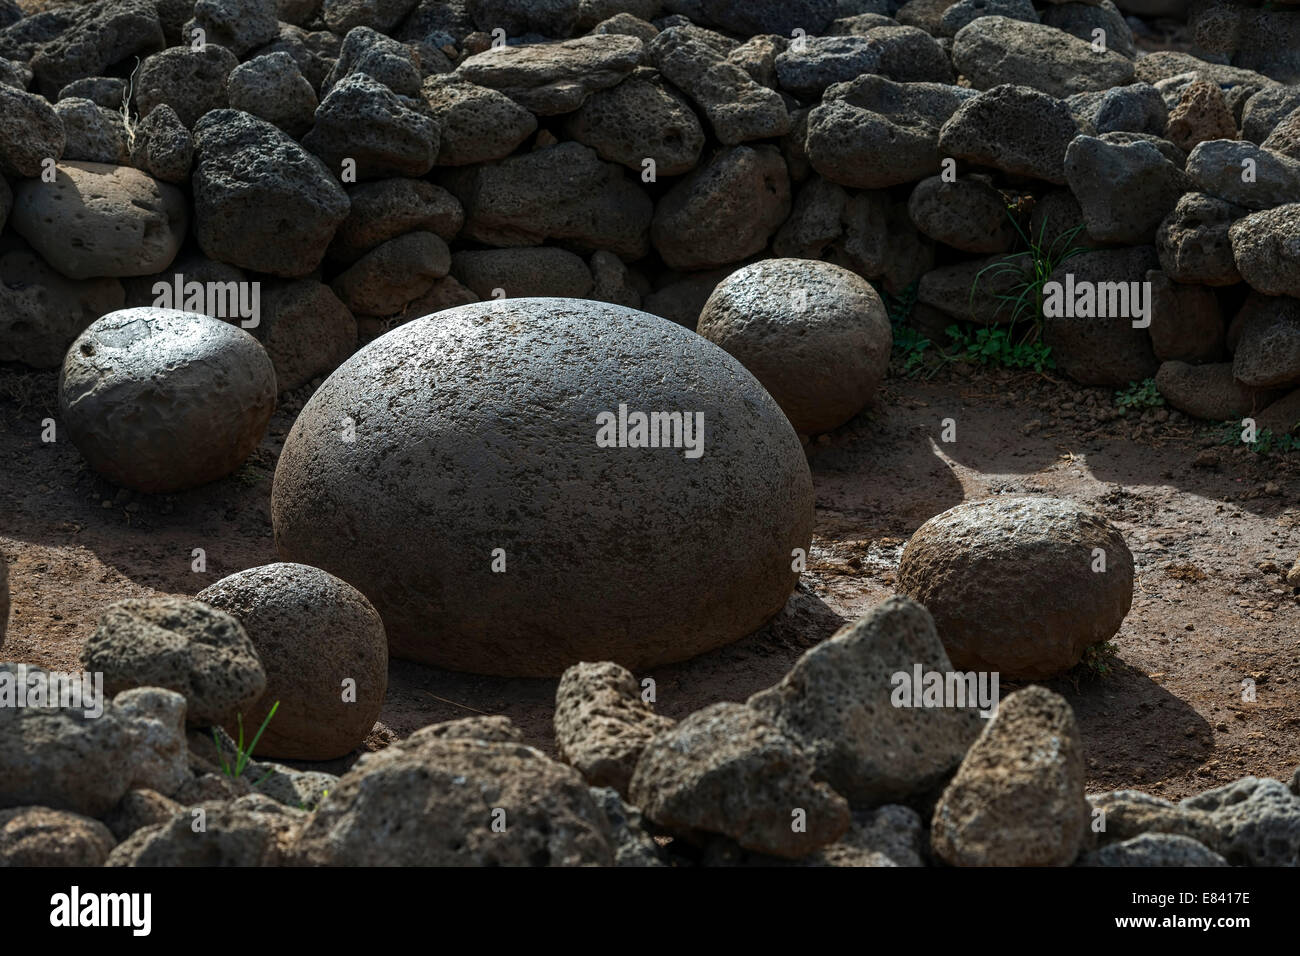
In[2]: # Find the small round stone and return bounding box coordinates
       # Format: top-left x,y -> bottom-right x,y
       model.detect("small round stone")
196,563 -> 388,761
271,298 -> 813,677
81,596 -> 267,726
59,308 -> 276,493
696,259 -> 892,434
897,496 -> 1134,678
0,806 -> 117,866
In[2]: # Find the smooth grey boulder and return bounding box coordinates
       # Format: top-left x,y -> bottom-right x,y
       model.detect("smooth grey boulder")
271,299 -> 813,676
0,670 -> 188,818
11,162 -> 187,281
748,597 -> 984,807
59,308 -> 276,493
193,110 -> 350,277
81,596 -> 266,727
196,563 -> 388,761
939,83 -> 1080,184
899,496 -> 1134,678
696,258 -> 892,434
931,686 -> 1089,867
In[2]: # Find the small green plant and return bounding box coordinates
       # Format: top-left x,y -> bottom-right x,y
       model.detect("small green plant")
969,210 -> 1089,332
1217,423 -> 1300,455
213,700 -> 280,785
1115,378 -> 1165,412
945,325 -> 1056,373
1080,642 -> 1120,681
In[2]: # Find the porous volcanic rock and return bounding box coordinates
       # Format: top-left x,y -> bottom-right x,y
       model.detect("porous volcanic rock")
696,259 -> 892,434
196,563 -> 388,761
0,807 -> 116,866
271,299 -> 812,676
898,496 -> 1134,678
59,308 -> 276,493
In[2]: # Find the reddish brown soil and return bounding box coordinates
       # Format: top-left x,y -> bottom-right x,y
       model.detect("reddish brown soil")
3,362 -> 1298,797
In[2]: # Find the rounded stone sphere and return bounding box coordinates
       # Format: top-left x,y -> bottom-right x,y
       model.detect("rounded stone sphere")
196,563 -> 388,761
59,308 -> 276,493
696,259 -> 893,434
271,298 -> 813,677
897,496 -> 1134,679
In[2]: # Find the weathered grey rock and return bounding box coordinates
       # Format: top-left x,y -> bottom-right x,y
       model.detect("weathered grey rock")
29,0 -> 164,95
1041,0 -> 1134,59
272,299 -> 812,675
642,268 -> 730,328
304,73 -> 439,179
1264,109 -> 1300,163
1181,777 -> 1300,867
1232,293 -> 1300,389
446,142 -> 651,259
102,789 -> 182,841
468,0 -> 580,35
870,24 -> 954,84
291,732 -> 616,864
134,44 -> 238,129
749,597 -> 984,807
0,243 -> 123,369
1156,191 -> 1246,286
1257,389 -> 1300,436
651,145 -> 789,270
725,34 -> 786,88
257,23 -> 343,91
554,661 -> 674,793
227,52 -> 318,139
1136,51 -> 1274,90
186,0 -> 279,58
917,253 -> 1035,324
952,16 -> 1133,98
809,76 -> 975,188
1155,361 -> 1272,422
588,248 -> 643,308
1230,203 -> 1300,299
324,0 -> 419,33
648,27 -> 789,143
939,0 -> 1039,36
590,786 -> 664,866
457,35 -> 641,115
193,110 -> 350,277
57,76 -> 127,107
0,84 -> 65,178
1083,833 -> 1228,867
1242,86 -> 1300,145
932,686 -> 1088,867
1067,83 -> 1167,137
108,793 -> 305,866
451,247 -> 592,299
772,176 -> 849,259
11,162 -> 187,281
330,178 -> 463,264
1088,788 -> 1223,847
196,563 -> 388,761
82,597 -> 266,727
697,259 -> 891,434
421,75 -> 537,166
251,279 -> 358,392
1065,135 -> 1190,244
1147,271 -> 1223,363
774,37 -> 880,100
54,97 -> 128,164
797,804 -> 925,867
629,702 -> 850,859
129,104 -> 194,185
565,73 -> 703,176
332,231 -> 451,316
416,715 -> 524,744
0,552 -> 7,648
0,807 -> 116,866
322,25 -> 422,98
907,174 -> 1015,253
899,496 -> 1134,678
1043,245 -> 1162,386
59,308 -> 276,493
1186,140 -> 1300,210
580,0 -> 662,31
834,189 -> 935,294
0,671 -> 188,817
939,84 -> 1079,184
684,0 -> 835,35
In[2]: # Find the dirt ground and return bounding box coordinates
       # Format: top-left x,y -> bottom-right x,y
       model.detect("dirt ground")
2,360 -> 1298,800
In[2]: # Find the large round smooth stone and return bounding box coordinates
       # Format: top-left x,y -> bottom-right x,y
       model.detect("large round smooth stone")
697,259 -> 892,434
898,496 -> 1134,679
271,298 -> 813,676
59,308 -> 276,493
